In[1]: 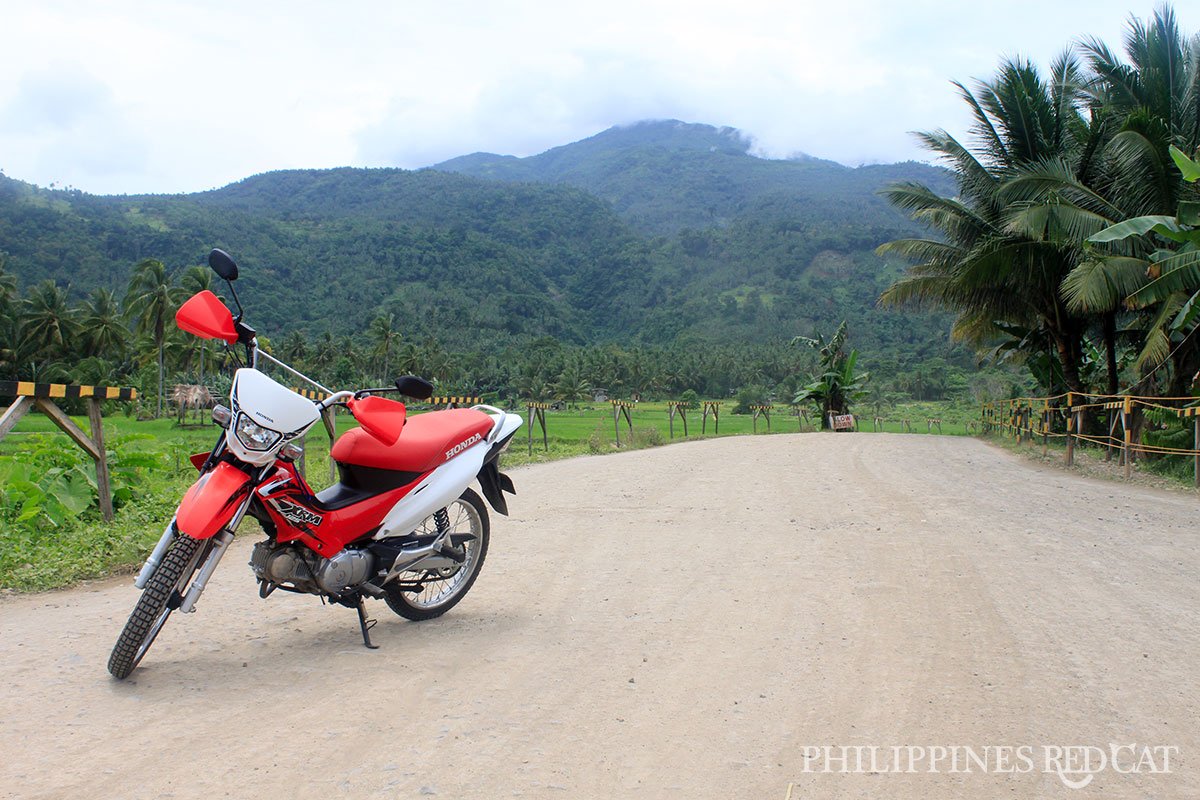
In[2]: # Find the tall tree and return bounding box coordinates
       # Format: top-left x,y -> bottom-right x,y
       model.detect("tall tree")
879,55 -> 1095,394
179,265 -> 218,387
368,312 -> 400,382
1002,6 -> 1200,393
125,258 -> 180,417
21,280 -> 78,369
80,288 -> 128,360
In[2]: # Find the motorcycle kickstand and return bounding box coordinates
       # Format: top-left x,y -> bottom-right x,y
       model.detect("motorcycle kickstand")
356,599 -> 380,650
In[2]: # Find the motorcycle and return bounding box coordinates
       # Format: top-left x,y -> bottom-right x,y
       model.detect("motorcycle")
108,248 -> 522,679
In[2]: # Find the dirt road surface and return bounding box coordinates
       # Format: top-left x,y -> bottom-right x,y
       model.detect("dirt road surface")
2,434 -> 1198,799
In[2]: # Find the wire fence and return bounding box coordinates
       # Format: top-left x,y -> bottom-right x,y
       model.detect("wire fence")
981,392 -> 1200,484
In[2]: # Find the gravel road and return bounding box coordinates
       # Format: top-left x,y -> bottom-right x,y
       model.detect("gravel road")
1,434 -> 1197,799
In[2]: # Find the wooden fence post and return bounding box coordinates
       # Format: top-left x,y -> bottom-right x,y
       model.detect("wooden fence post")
0,395 -> 33,440
1042,399 -> 1049,457
321,407 -> 337,482
667,402 -> 689,439
1123,396 -> 1132,480
86,398 -> 114,521
1065,393 -> 1075,467
526,403 -> 549,454
611,400 -> 634,446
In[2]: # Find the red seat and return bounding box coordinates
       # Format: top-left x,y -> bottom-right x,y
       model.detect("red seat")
332,408 -> 494,474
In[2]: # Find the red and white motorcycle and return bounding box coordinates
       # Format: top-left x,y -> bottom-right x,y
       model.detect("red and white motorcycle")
108,249 -> 522,679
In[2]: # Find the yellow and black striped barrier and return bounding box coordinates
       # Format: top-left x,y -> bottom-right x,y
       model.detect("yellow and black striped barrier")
610,400 -> 635,446
0,380 -> 137,401
667,401 -> 690,439
292,387 -> 330,402
702,400 -> 722,435
0,381 -> 139,521
750,404 -> 772,433
526,402 -> 550,454
431,396 -> 482,408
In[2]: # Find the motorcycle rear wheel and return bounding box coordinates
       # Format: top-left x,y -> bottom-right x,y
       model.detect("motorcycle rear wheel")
108,532 -> 203,679
383,488 -> 490,621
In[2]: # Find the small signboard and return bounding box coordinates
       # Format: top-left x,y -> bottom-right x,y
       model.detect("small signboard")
831,413 -> 856,431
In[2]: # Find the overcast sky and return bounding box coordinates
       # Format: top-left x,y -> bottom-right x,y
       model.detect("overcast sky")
1,1 -> 1193,195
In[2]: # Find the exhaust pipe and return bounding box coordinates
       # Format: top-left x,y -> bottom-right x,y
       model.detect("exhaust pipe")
374,533 -> 471,583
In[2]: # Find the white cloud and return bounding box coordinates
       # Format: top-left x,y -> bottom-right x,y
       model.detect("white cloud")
0,62 -> 148,187
0,0 -> 1194,193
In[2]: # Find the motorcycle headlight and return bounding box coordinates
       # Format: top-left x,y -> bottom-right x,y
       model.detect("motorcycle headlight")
234,412 -> 282,452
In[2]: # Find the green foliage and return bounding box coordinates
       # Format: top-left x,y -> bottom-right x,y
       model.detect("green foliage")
881,6 -> 1200,398
733,384 -> 770,414
791,322 -> 870,426
0,120 -> 964,396
0,434 -> 163,531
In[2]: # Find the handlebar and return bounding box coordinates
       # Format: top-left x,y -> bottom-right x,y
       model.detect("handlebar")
317,390 -> 356,410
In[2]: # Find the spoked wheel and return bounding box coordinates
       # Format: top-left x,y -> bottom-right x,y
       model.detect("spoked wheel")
108,532 -> 204,679
383,488 -> 490,621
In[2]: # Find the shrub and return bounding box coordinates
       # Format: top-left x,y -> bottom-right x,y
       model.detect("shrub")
631,426 -> 665,448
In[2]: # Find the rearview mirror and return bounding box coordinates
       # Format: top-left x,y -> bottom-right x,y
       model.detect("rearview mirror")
395,375 -> 434,400
208,248 -> 239,281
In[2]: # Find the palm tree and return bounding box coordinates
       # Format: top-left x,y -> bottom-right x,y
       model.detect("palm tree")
125,258 -> 181,417
554,361 -> 591,408
0,258 -> 18,377
21,280 -> 78,369
1082,7 -> 1200,157
278,330 -> 309,365
311,330 -> 338,377
879,54 -> 1094,395
1001,7 -> 1200,393
368,312 -> 400,382
179,265 -> 218,388
80,288 -> 128,360
0,256 -> 15,311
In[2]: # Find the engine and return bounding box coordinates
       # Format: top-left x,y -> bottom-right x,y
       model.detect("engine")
250,541 -> 376,596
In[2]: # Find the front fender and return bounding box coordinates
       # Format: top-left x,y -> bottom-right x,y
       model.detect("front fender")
176,461 -> 253,539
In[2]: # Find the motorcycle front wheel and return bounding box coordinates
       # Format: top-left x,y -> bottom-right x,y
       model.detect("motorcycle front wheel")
383,488 -> 490,621
108,532 -> 203,679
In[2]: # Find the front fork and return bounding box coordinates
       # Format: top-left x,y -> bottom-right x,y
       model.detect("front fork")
134,518 -> 179,589
133,494 -> 253,613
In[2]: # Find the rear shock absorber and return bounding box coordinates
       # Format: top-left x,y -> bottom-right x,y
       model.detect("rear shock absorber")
432,507 -> 463,562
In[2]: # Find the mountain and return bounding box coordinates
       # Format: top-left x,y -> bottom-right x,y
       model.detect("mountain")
0,120 -> 961,374
433,120 -> 954,235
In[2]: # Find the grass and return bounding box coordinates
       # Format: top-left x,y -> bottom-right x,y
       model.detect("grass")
982,427 -> 1200,494
0,400 -> 975,592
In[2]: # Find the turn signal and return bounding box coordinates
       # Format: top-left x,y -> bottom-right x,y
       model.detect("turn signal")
212,405 -> 232,428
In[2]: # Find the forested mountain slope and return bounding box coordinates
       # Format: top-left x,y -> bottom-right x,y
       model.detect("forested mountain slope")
0,120 -> 960,372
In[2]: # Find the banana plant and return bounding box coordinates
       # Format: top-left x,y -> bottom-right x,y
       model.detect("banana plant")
791,322 -> 870,428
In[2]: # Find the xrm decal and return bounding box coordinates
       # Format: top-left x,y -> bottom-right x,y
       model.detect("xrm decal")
272,498 -> 323,527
